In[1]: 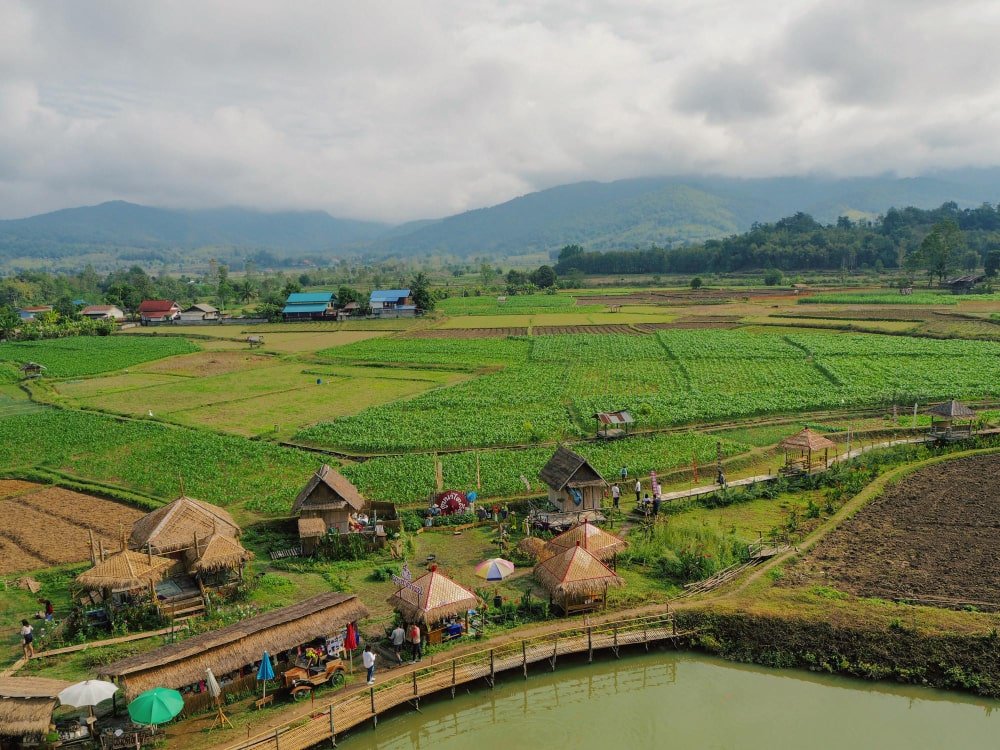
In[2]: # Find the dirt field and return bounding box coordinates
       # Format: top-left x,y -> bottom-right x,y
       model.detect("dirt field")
792,454 -> 1000,606
0,481 -> 144,574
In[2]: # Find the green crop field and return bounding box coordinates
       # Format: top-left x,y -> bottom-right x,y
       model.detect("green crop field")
0,336 -> 199,377
437,293 -> 602,316
797,292 -> 1000,305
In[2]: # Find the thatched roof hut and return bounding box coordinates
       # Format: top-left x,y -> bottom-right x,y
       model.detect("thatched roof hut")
517,536 -> 548,561
100,592 -> 368,700
130,496 -> 240,554
292,465 -> 366,514
185,534 -> 253,574
780,428 -> 837,452
544,520 -> 626,562
539,446 -> 604,491
927,399 -> 976,419
533,543 -> 623,609
76,548 -> 174,591
387,567 -> 478,625
0,677 -> 70,739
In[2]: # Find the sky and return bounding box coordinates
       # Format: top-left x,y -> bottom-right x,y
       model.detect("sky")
2,0 -> 999,222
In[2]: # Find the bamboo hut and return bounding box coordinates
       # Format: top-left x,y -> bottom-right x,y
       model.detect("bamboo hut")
517,536 -> 548,561
292,465 -> 367,553
533,542 -> 624,615
100,592 -> 368,702
185,534 -> 253,577
927,399 -> 976,441
544,520 -> 627,563
129,496 -> 240,554
0,676 -> 71,745
76,548 -> 174,594
779,428 -> 837,474
537,446 -> 608,527
387,567 -> 478,631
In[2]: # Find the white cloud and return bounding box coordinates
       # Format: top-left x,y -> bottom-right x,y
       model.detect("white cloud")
0,0 -> 999,220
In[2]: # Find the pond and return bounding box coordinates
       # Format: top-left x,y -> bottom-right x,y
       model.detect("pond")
338,651 -> 999,749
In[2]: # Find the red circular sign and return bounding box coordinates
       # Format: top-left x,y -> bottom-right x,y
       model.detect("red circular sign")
434,490 -> 469,515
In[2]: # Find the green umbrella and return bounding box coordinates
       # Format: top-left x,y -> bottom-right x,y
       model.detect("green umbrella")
128,687 -> 184,726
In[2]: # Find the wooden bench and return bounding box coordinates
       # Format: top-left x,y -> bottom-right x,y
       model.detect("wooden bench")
254,694 -> 274,710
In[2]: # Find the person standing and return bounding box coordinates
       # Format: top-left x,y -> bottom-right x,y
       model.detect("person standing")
634,478 -> 642,505
20,620 -> 34,659
652,492 -> 661,517
362,644 -> 376,685
619,466 -> 628,481
611,483 -> 621,510
390,623 -> 405,664
38,599 -> 54,622
408,623 -> 423,663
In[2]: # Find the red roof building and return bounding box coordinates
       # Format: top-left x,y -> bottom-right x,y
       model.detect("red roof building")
137,300 -> 180,322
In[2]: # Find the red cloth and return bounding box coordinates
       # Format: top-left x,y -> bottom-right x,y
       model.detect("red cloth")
344,622 -> 358,650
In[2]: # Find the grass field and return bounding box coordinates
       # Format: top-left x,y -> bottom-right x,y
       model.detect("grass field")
0,336 -> 199,376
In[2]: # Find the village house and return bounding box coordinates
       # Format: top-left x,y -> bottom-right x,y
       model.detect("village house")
945,274 -> 987,294
179,303 -> 220,321
533,445 -> 609,529
282,291 -> 337,321
137,299 -> 181,323
80,304 -> 125,321
17,306 -> 53,321
369,289 -> 416,317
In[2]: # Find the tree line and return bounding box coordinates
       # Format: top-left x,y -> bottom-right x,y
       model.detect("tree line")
554,202 -> 1000,280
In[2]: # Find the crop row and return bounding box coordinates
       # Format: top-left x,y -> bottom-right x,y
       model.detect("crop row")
0,336 -> 199,378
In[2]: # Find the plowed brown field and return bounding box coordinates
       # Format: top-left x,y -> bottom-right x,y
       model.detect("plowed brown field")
793,454 -> 1000,607
0,481 -> 144,574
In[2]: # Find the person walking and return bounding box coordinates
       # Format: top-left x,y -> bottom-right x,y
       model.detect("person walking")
611,483 -> 621,510
408,623 -> 423,663
363,644 -> 376,685
20,620 -> 34,659
390,623 -> 405,664
634,478 -> 642,505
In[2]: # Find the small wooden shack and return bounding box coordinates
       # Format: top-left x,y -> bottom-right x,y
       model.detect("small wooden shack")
293,465 -> 367,553
76,547 -> 174,599
539,446 -> 608,515
387,567 -> 478,641
100,592 -> 368,704
0,676 -> 71,748
593,410 -> 634,439
19,362 -> 45,378
533,543 -> 624,615
779,428 -> 837,475
927,399 -> 976,441
544,520 -> 627,563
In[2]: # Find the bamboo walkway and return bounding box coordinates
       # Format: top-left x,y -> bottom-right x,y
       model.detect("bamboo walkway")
222,613 -> 684,750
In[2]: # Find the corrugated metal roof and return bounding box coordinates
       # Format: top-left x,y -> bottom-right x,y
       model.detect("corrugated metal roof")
370,289 -> 410,302
282,303 -> 330,314
286,292 -> 335,304
594,410 -> 634,425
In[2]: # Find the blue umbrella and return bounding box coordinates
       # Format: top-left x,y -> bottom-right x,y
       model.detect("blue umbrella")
257,651 -> 275,698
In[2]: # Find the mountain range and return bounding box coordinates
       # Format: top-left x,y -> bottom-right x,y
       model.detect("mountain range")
3,169 -> 1000,269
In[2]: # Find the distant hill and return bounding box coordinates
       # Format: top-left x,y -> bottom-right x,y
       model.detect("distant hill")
3,169 -> 1000,268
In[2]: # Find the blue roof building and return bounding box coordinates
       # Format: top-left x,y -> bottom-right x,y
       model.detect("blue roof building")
282,291 -> 337,320
369,289 -> 416,317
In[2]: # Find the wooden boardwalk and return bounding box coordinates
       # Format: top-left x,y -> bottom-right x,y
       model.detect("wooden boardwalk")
222,613 -> 684,750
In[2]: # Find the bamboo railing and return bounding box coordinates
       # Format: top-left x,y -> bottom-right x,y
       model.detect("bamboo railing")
223,612 -> 680,750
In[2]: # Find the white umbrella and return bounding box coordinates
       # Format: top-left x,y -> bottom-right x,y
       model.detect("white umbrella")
206,668 -> 232,730
58,680 -> 118,708
205,668 -> 222,700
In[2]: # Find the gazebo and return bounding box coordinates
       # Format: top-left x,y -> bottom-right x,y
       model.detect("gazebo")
533,542 -> 624,615
386,566 -> 478,643
779,428 -> 837,475
927,400 -> 976,441
0,677 -> 71,747
76,548 -> 174,600
185,534 -> 253,580
593,410 -> 634,439
544,520 -> 627,565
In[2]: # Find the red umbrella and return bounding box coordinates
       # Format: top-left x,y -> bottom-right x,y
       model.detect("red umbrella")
344,622 -> 358,650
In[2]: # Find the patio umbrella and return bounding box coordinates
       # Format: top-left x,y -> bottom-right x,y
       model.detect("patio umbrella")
475,558 -> 515,581
206,668 -> 232,730
256,651 -> 275,699
58,679 -> 118,708
344,622 -> 359,673
127,687 -> 184,727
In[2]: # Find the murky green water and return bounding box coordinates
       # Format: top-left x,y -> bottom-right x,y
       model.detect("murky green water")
340,651 -> 999,749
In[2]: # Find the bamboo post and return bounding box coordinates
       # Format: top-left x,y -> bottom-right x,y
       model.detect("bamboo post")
587,627 -> 593,663
370,687 -> 377,728
489,649 -> 495,686
522,640 -> 527,679
328,704 -> 335,744
412,670 -> 418,696
88,529 -> 96,565
274,729 -> 280,750
451,658 -> 457,698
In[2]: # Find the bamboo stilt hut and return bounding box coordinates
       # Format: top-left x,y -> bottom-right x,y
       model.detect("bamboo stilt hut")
76,548 -> 173,592
533,542 -> 624,615
386,567 -> 478,625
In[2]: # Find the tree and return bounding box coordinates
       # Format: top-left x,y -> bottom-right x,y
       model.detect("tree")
410,272 -> 434,311
919,220 -> 962,284
763,269 -> 783,286
961,250 -> 980,272
690,277 -> 703,289
479,263 -> 496,288
530,265 -> 557,288
236,278 -> 258,303
0,305 -> 19,339
985,250 -> 1000,278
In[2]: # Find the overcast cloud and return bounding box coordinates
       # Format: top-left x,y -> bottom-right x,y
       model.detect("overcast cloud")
2,0 -> 999,221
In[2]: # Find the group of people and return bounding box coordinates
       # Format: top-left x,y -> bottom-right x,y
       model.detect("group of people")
609,478 -> 662,517
363,622 -> 424,685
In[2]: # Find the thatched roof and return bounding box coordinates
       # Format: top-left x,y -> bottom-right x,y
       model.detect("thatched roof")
517,536 -> 547,560
545,521 -> 627,561
101,592 -> 368,700
292,465 -> 366,514
0,677 -> 70,739
130,496 -> 240,554
539,446 -> 606,490
927,399 -> 976,419
298,517 -> 327,539
186,534 -> 253,573
387,568 -> 478,624
533,544 -> 624,600
76,548 -> 174,591
780,428 -> 837,452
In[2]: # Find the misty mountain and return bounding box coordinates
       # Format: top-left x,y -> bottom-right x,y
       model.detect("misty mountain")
2,170 -> 1000,268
